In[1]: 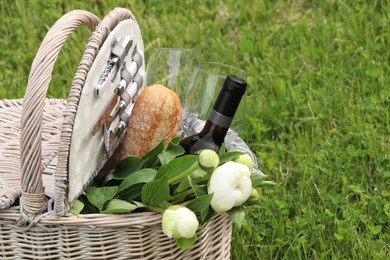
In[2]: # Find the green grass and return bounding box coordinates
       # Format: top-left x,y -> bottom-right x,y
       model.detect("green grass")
1,0 -> 389,259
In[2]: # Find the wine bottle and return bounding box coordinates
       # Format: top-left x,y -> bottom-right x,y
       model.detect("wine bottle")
179,75 -> 247,154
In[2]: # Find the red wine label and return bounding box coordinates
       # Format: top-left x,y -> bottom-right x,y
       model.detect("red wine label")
208,109 -> 233,128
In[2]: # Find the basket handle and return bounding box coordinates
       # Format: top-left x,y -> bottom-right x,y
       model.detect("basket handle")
19,10 -> 100,225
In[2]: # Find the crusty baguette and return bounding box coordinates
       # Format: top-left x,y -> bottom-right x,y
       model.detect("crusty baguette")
120,84 -> 182,159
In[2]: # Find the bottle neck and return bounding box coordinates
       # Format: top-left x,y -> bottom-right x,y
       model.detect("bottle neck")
200,110 -> 231,144
212,75 -> 246,118
207,109 -> 233,129
195,75 -> 247,147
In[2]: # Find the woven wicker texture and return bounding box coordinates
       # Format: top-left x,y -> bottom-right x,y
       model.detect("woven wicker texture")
0,207 -> 232,259
0,7 -> 233,259
0,99 -> 66,209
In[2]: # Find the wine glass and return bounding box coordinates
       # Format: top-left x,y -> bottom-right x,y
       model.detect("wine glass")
146,48 -> 201,105
182,62 -> 248,140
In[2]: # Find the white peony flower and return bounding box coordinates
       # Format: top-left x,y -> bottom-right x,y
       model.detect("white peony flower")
208,161 -> 252,213
162,205 -> 199,239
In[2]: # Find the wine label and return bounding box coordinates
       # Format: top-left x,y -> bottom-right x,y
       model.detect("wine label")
208,109 -> 233,128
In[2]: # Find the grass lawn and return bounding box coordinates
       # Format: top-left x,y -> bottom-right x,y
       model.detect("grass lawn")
1,0 -> 389,259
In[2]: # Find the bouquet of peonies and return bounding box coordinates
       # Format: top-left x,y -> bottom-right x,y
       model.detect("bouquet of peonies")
69,137 -> 272,249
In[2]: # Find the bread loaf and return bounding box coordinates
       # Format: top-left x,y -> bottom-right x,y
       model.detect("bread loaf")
120,84 -> 182,159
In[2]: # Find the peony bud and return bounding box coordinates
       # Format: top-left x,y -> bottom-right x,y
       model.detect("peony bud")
208,161 -> 252,213
233,153 -> 254,171
246,188 -> 260,205
162,206 -> 199,239
198,149 -> 219,172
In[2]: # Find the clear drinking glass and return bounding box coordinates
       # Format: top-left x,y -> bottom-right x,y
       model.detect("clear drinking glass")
146,48 -> 201,105
182,62 -> 248,139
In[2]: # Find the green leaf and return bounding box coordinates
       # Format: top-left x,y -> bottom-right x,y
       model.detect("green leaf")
188,177 -> 207,197
372,196 -> 382,210
68,200 -> 84,216
132,200 -> 146,208
141,176 -> 170,206
118,183 -> 144,201
367,222 -> 382,235
275,198 -> 287,209
118,168 -> 157,192
328,190 -> 343,205
175,178 -> 191,194
228,208 -> 245,229
186,194 -> 213,213
194,186 -> 207,197
158,150 -> 177,166
334,232 -> 344,241
101,199 -> 138,214
218,143 -> 226,156
366,67 -> 381,79
142,139 -> 165,168
158,141 -> 185,165
156,155 -> 198,183
78,194 -> 99,214
170,136 -> 183,144
158,201 -> 172,211
85,186 -> 118,211
219,150 -> 244,164
251,172 -> 268,187
277,221 -> 285,238
190,169 -> 211,184
201,206 -> 215,223
112,156 -> 144,180
176,169 -> 210,194
175,235 -> 197,250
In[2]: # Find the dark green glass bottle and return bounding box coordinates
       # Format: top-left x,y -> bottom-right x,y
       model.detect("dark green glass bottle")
179,75 -> 247,154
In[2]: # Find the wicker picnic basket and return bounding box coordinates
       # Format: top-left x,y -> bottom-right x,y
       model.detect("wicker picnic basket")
0,7 -> 234,259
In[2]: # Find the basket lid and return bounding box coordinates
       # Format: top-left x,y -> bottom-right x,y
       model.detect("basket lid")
55,11 -> 145,215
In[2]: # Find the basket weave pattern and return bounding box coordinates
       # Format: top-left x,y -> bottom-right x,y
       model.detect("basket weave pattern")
0,207 -> 231,259
0,99 -> 66,210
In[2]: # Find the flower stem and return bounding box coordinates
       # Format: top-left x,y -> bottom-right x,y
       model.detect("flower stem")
169,189 -> 194,202
168,162 -> 198,185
